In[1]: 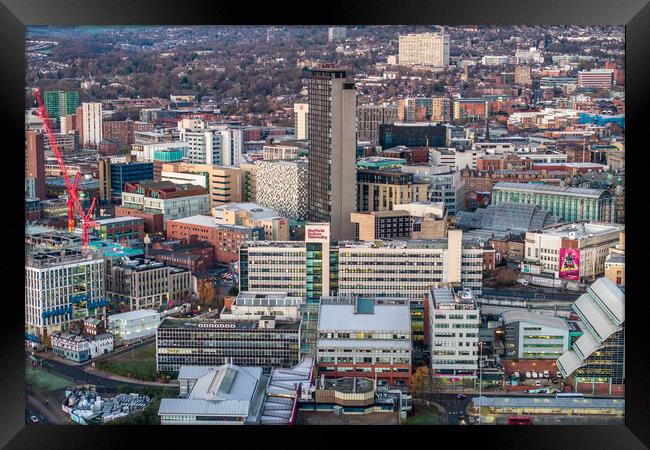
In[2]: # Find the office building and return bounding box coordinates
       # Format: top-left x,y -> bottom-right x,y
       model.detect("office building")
81,102 -> 103,148
156,317 -> 301,372
356,169 -> 428,212
524,222 -> 624,282
43,90 -> 79,121
493,182 -> 618,223
351,202 -> 447,241
357,104 -> 398,145
92,216 -> 145,242
378,123 -> 446,149
316,297 -> 412,386
398,32 -> 450,68
401,166 -> 466,216
220,292 -> 303,322
107,309 -> 162,342
398,97 -> 451,123
502,310 -> 570,360
160,163 -> 243,208
514,47 -> 543,64
102,120 -> 155,146
427,286 -> 480,380
577,69 -> 615,89
429,148 -> 483,170
293,103 -> 309,140
213,202 -> 289,241
256,159 -> 308,221
25,130 -> 46,200
109,162 -> 154,197
308,67 -> 357,241
328,26 -> 347,43
25,247 -> 106,340
604,231 -> 625,287
262,143 -> 306,161
158,364 -> 265,425
514,65 -> 533,86
121,181 -> 210,228
106,256 -> 191,310
240,225 -> 485,299
556,278 -> 624,394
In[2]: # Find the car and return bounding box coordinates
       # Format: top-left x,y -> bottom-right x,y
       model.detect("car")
543,370 -> 550,378
531,372 -> 538,379
517,278 -> 529,285
30,416 -> 39,423
525,371 -> 531,379
456,394 -> 466,400
534,380 -> 542,386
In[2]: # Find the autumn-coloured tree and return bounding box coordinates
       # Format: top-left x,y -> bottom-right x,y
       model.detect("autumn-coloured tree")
411,366 -> 433,410
496,268 -> 519,286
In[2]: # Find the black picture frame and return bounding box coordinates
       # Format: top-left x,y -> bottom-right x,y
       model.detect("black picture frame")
2,0 -> 648,448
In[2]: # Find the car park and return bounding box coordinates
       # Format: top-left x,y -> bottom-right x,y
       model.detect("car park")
531,371 -> 538,379
525,372 -> 531,379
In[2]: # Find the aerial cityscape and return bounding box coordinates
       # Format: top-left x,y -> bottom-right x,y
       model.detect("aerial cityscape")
24,25 -> 625,426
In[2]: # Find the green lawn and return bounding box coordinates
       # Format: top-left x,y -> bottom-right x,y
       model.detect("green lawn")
402,406 -> 441,425
96,345 -> 159,381
26,364 -> 73,392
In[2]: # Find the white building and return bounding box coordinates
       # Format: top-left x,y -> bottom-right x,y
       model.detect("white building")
327,26 -> 347,43
398,32 -> 450,68
293,103 -> 309,140
524,222 -> 624,281
161,171 -> 208,189
25,248 -> 106,340
220,291 -> 303,322
514,47 -> 543,64
81,102 -> 103,148
121,185 -> 210,227
215,126 -> 243,167
429,148 -> 484,170
262,143 -> 303,161
51,331 -> 114,362
427,286 -> 480,379
159,364 -> 265,425
316,297 -> 412,386
502,310 -> 570,360
481,55 -> 510,66
107,309 -> 162,342
180,129 -> 223,165
255,159 -> 308,220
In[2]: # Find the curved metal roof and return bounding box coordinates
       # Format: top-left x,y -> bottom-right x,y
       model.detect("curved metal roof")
455,202 -> 561,232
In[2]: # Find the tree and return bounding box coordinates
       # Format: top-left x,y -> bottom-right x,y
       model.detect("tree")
228,285 -> 239,297
199,281 -> 216,305
411,366 -> 433,411
496,268 -> 519,286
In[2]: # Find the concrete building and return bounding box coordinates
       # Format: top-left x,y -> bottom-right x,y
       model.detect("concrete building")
25,247 -> 106,340
156,317 -> 301,372
158,364 -> 265,425
308,67 -> 357,241
81,102 -> 103,148
357,104 -> 398,145
262,143 -> 306,161
25,131 -> 46,200
105,256 -> 191,310
502,310 -> 570,360
378,123 -> 447,149
220,291 -> 303,322
514,47 -> 543,64
514,65 -> 533,86
356,169 -> 429,212
293,103 -> 309,140
577,69 -> 615,89
160,163 -> 243,208
556,278 -> 624,394
427,286 -> 480,380
398,32 -> 450,68
350,202 -> 447,241
492,182 -> 618,223
256,159 -> 308,221
524,222 -> 624,281
213,202 -> 289,241
429,147 -> 484,170
401,166 -> 466,216
121,181 -> 210,229
328,26 -> 347,43
604,231 -> 624,286
239,225 -> 485,299
107,309 -> 162,342
316,297 -> 412,386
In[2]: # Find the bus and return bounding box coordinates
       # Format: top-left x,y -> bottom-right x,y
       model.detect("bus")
507,416 -> 533,425
556,393 -> 584,399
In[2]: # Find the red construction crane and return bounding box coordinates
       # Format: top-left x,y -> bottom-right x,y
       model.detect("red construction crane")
34,88 -> 97,247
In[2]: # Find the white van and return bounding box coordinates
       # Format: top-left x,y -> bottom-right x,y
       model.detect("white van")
532,372 -> 538,379
525,371 -> 532,379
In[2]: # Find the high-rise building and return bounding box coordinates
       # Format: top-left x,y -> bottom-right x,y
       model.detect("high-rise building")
398,32 -> 450,68
81,102 -> 103,148
577,69 -> 615,89
160,163 -> 243,208
42,91 -> 79,122
308,68 -> 357,241
327,27 -> 346,43
180,129 -> 223,165
256,159 -> 308,221
98,157 -> 111,202
110,162 -> 155,197
357,104 -> 398,145
25,131 -> 46,200
293,103 -> 309,140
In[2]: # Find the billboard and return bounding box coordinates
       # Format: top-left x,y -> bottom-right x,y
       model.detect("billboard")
559,248 -> 580,280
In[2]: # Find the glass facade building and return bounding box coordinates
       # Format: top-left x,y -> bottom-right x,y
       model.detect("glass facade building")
110,162 -> 154,196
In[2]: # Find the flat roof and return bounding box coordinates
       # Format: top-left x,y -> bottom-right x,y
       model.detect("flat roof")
108,309 -> 161,321
472,396 -> 624,409
501,310 -> 569,330
318,302 -> 410,333
94,216 -> 144,225
168,215 -> 216,227
493,182 -> 607,198
158,317 -> 300,331
317,339 -> 411,349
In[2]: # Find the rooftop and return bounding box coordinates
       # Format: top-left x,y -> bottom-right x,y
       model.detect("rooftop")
317,299 -> 411,333
158,317 -> 300,331
168,214 -> 216,228
493,182 -> 608,199
533,222 -> 624,239
472,396 -> 624,409
501,310 -> 569,329
108,309 -> 161,322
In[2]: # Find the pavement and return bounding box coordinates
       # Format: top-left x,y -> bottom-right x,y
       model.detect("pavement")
85,365 -> 178,387
26,394 -> 62,425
